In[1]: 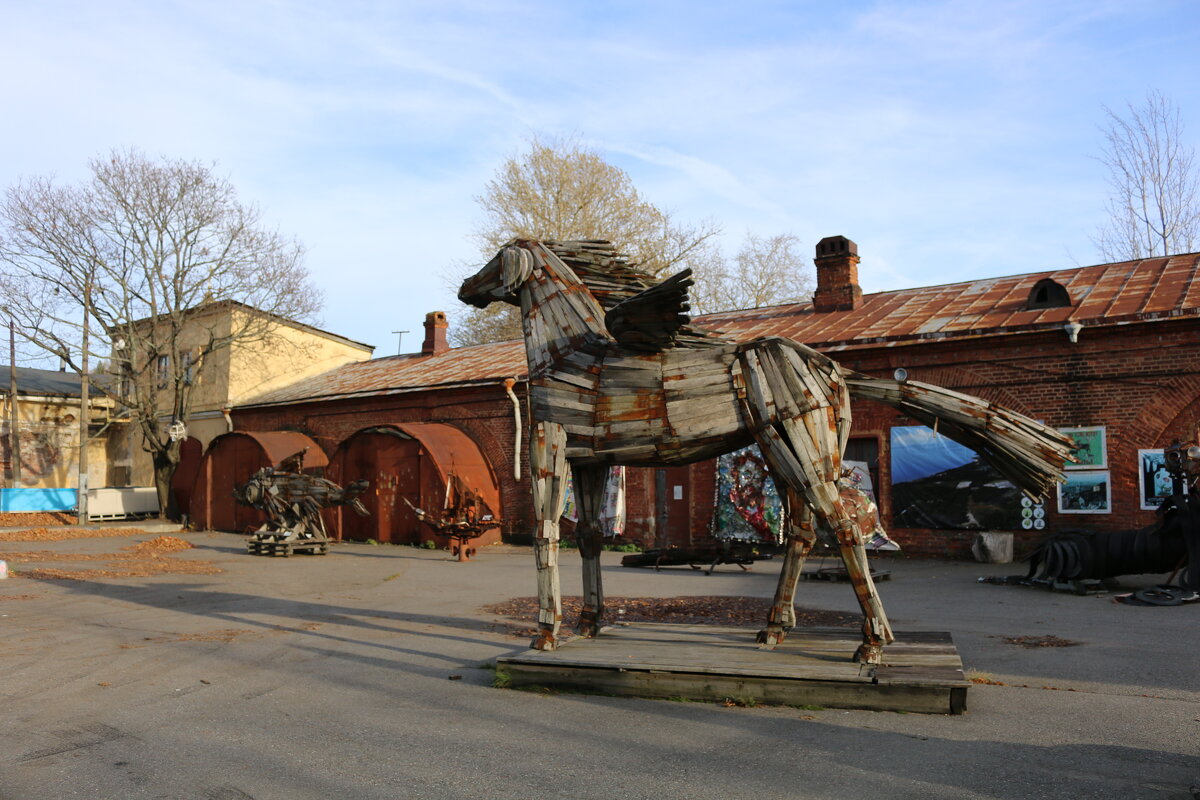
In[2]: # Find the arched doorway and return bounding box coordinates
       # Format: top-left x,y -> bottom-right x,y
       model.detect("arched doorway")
327,423 -> 500,545
189,431 -> 329,532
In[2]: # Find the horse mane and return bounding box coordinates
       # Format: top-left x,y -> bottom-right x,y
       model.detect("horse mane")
541,240 -> 730,349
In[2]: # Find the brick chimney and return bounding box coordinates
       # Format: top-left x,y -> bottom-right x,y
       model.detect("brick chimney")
422,311 -> 449,355
812,235 -> 862,313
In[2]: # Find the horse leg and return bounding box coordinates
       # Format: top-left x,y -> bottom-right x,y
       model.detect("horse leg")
572,464 -> 607,638
758,493 -> 816,648
835,529 -> 895,663
529,421 -> 570,651
738,341 -> 892,663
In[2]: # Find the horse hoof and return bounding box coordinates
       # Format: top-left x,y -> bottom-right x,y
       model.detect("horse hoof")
854,643 -> 884,664
757,628 -> 785,649
531,631 -> 558,651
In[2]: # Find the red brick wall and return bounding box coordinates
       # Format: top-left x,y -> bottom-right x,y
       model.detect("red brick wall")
231,383 -> 538,542
231,316 -> 1200,559
664,317 -> 1200,558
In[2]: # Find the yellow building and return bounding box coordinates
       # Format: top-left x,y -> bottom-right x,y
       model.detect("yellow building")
115,301 -> 374,487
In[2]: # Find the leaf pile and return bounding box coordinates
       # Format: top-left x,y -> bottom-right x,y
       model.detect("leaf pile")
0,512 -> 76,528
0,527 -> 155,542
127,536 -> 194,553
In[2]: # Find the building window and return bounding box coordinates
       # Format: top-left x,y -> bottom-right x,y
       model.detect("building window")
156,354 -> 169,389
181,351 -> 194,386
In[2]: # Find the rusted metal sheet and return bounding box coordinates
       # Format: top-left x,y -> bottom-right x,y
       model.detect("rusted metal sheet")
459,239 -> 1075,666
238,340 -> 527,408
188,430 -> 329,533
325,423 -> 501,548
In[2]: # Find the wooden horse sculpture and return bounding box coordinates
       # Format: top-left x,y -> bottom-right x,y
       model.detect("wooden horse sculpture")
460,240 -> 1072,664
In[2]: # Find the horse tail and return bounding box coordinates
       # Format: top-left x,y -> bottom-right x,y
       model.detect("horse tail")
844,372 -> 1073,500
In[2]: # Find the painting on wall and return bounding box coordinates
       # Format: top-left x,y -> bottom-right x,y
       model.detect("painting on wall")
712,445 -> 782,542
1057,470 -> 1111,514
1138,449 -> 1173,510
889,426 -> 1021,530
1061,426 -> 1107,469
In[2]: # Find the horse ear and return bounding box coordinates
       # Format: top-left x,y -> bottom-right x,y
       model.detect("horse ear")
502,246 -> 534,294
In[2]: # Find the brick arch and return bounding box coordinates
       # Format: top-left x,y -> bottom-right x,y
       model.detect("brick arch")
1147,378 -> 1200,446
272,422 -> 335,462
913,364 -> 1034,417
452,415 -> 529,536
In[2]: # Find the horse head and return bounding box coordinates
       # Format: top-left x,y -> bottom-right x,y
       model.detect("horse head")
458,242 -> 536,308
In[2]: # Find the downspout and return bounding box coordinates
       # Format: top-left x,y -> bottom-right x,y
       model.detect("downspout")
221,407 -> 234,433
503,378 -> 521,481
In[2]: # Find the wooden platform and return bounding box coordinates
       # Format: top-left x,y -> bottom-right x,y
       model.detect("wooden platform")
497,623 -> 970,714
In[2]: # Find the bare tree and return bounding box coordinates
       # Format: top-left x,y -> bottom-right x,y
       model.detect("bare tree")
0,149 -> 321,516
451,135 -> 721,346
690,232 -> 813,314
1095,91 -> 1200,261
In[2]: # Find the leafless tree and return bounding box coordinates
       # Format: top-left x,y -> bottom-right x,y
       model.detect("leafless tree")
450,135 -> 721,346
0,149 -> 321,516
690,232 -> 813,314
1095,91 -> 1200,261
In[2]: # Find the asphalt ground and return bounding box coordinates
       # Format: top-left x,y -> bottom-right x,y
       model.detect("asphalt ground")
0,527 -> 1196,800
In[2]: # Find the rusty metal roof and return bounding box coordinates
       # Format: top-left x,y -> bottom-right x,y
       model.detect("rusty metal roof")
238,252 -> 1200,408
239,339 -> 527,408
698,253 -> 1200,351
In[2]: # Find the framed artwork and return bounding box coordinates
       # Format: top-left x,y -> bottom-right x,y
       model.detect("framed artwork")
1061,426 -> 1107,469
1138,449 -> 1173,510
1057,470 -> 1111,514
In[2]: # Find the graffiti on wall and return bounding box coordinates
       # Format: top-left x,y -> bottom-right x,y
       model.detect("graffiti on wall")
2,424 -> 66,485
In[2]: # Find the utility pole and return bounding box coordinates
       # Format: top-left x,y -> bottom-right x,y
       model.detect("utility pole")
77,282 -> 90,525
8,319 -> 19,486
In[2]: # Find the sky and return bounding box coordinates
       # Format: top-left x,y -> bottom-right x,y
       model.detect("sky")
2,0 -> 1198,358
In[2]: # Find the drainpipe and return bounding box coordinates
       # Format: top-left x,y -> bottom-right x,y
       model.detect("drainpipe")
503,378 -> 521,481
221,407 -> 234,433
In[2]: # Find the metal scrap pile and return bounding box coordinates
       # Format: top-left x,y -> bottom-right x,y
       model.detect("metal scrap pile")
235,466 -> 368,557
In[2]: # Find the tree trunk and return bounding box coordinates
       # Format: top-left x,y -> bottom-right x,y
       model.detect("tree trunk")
152,444 -> 181,521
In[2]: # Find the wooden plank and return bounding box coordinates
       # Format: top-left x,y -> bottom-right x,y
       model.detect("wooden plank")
497,623 -> 969,714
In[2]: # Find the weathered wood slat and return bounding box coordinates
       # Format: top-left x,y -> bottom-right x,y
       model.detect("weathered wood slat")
497,623 -> 968,714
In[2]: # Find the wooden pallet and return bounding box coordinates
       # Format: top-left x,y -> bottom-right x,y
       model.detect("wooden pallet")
498,623 -> 969,714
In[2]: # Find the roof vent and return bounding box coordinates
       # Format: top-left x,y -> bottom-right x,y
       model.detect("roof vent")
1026,278 -> 1071,310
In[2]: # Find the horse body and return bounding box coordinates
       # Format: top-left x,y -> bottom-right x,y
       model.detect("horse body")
461,239 -> 1073,664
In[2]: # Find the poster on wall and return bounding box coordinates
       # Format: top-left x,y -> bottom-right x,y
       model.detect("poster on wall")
1138,449 -> 1172,510
889,426 -> 1021,530
1061,426 -> 1107,469
1057,470 -> 1112,513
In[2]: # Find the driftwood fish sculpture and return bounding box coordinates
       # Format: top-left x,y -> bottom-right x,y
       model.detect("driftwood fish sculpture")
460,239 -> 1073,663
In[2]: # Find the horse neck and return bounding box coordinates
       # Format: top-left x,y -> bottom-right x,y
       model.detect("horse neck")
518,245 -> 609,374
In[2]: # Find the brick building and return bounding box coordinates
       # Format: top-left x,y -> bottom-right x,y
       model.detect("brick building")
227,239 -> 1200,557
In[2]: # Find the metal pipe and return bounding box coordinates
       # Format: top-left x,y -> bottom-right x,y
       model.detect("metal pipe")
503,378 -> 521,481
8,320 -> 20,486
77,281 -> 90,525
